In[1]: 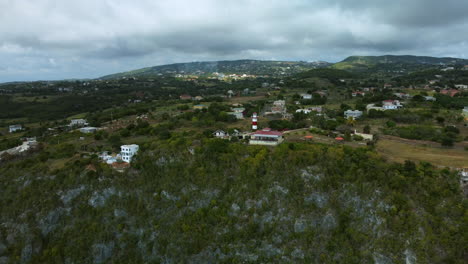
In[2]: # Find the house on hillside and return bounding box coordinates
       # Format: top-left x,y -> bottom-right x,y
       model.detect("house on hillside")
70,119 -> 88,127
213,130 -> 229,139
120,144 -> 139,163
300,93 -> 312,100
462,106 -> 468,121
344,110 -> 363,120
394,93 -> 411,99
80,127 -> 97,133
9,124 -> 22,133
269,100 -> 286,114
382,100 -> 402,110
455,84 -> 468,89
193,104 -> 207,110
459,168 -> 468,183
423,96 -> 436,101
354,130 -> 373,141
227,112 -> 244,119
249,128 -> 284,146
296,109 -> 312,114
352,91 -> 366,97
440,89 -> 459,97
179,94 -> 192,100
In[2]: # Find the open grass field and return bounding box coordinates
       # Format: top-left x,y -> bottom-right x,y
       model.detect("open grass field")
376,138 -> 468,168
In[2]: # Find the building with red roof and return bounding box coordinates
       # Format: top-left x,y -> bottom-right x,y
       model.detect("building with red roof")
249,128 -> 284,146
440,89 -> 459,97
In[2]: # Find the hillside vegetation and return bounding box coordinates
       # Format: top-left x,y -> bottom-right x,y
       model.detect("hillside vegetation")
0,141 -> 465,263
100,60 -> 329,79
331,55 -> 468,73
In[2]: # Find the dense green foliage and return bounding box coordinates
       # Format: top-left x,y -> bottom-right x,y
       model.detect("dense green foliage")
0,140 -> 465,263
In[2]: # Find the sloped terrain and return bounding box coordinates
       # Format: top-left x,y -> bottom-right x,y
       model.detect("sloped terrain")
0,141 -> 465,263
100,60 -> 330,79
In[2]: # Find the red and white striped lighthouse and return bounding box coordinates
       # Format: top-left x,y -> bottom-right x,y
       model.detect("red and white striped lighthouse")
252,112 -> 258,130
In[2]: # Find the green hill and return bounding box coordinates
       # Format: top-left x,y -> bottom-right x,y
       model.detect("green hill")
100,60 -> 331,79
331,55 -> 468,73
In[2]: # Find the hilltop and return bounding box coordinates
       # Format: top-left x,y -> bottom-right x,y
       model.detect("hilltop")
331,55 -> 468,73
99,59 -> 331,80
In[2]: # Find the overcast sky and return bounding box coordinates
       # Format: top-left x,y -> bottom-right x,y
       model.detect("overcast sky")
1,0 -> 468,82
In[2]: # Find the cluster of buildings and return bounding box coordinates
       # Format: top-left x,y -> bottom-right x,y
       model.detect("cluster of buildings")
296,106 -> 323,115
212,112 -> 284,146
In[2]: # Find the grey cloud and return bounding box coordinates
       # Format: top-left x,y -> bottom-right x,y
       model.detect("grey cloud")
0,0 -> 468,81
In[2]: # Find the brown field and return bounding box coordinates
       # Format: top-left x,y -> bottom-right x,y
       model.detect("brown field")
376,138 -> 468,168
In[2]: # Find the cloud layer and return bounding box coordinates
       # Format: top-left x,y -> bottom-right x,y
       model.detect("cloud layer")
1,0 -> 468,81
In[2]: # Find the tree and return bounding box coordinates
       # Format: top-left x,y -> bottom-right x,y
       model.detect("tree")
345,117 -> 356,126
363,125 -> 371,134
436,116 -> 445,124
441,136 -> 454,147
386,121 -> 396,128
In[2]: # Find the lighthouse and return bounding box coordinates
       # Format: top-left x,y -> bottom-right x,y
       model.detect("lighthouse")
252,112 -> 258,130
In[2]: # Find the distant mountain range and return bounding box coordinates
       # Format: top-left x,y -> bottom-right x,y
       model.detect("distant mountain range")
99,55 -> 468,80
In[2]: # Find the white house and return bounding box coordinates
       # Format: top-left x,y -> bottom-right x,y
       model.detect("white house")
459,168 -> 468,183
120,144 -> 139,163
462,106 -> 468,121
249,128 -> 284,146
344,110 -> 363,120
213,130 -> 228,139
80,127 -> 97,133
70,119 -> 88,127
228,112 -> 244,119
9,124 -> 22,133
455,84 -> 468,89
231,107 -> 245,113
300,93 -> 312,100
382,100 -> 402,110
273,100 -> 286,107
296,109 -> 312,114
354,130 -> 373,141
423,96 -> 436,101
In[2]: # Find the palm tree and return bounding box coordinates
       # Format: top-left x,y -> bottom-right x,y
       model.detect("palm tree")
346,117 -> 356,126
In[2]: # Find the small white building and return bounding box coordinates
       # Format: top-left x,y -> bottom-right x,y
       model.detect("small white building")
382,100 -> 402,110
455,84 -> 468,89
300,93 -> 312,100
459,168 -> 468,183
70,119 -> 88,127
344,110 -> 363,120
227,112 -> 244,119
354,130 -> 373,141
462,106 -> 468,121
120,144 -> 139,163
424,96 -> 436,101
80,127 -> 97,133
213,130 -> 228,139
296,109 -> 312,114
273,100 -> 286,107
9,124 -> 22,133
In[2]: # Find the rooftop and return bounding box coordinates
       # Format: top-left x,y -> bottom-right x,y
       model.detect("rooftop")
252,128 -> 283,136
